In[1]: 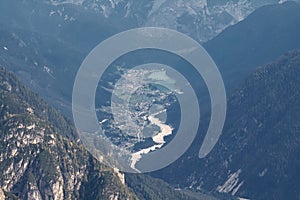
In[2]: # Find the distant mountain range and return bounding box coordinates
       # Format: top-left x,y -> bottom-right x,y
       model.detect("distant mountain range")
45,0 -> 300,42
2,1 -> 300,118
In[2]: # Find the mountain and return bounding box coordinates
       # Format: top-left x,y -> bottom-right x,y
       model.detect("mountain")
0,0 -> 118,116
144,0 -> 294,42
148,3 -> 300,198
205,1 -> 300,89
135,2 -> 300,199
45,0 -> 300,42
0,66 -> 136,199
153,49 -> 300,199
208,49 -> 300,199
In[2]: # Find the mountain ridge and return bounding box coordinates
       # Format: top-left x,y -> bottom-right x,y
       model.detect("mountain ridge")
153,49 -> 300,199
0,66 -> 136,199
45,0 -> 300,42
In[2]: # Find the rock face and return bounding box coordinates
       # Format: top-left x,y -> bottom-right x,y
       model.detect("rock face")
0,67 -> 136,200
0,189 -> 5,200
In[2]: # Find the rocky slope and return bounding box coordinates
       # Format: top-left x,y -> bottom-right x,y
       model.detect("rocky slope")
0,66 -> 137,199
207,49 -> 300,199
